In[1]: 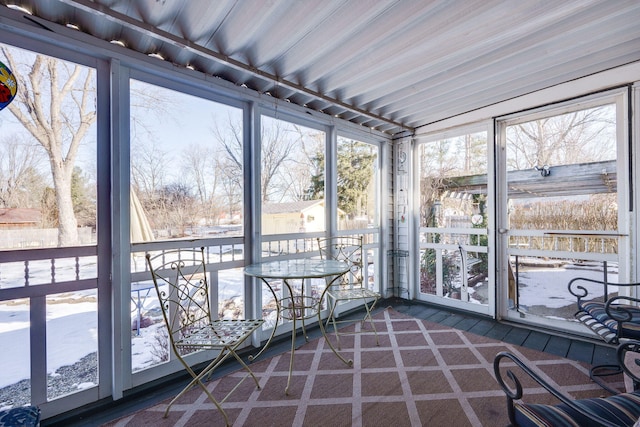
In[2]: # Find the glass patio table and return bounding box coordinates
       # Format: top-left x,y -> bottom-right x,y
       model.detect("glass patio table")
244,258 -> 351,395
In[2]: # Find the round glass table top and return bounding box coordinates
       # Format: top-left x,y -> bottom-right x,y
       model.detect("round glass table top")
244,258 -> 350,279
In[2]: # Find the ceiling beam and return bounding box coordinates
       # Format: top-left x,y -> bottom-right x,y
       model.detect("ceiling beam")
58,0 -> 414,134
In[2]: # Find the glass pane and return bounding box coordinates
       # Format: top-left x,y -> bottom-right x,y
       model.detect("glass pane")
260,278 -> 281,330
505,104 -> 619,315
260,117 -> 325,235
364,246 -> 379,292
336,137 -> 379,230
219,268 -> 246,319
130,80 -> 244,241
506,104 -> 617,232
418,131 -> 488,304
0,299 -> 31,408
47,290 -> 98,400
511,257 -> 618,319
132,264 -> 249,373
419,247 -> 462,297
506,105 -> 616,170
0,44 -> 97,249
131,278 -> 168,373
419,132 -> 487,228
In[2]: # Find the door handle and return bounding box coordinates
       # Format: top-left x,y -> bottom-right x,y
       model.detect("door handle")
498,228 -> 509,234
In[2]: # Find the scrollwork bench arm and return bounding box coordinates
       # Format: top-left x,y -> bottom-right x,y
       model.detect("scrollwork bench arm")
493,351 -> 620,427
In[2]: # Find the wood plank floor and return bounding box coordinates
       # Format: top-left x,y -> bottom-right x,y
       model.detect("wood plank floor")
43,298 -> 614,427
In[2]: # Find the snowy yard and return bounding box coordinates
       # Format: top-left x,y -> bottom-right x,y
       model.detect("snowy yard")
511,259 -> 618,311
0,257 -> 622,401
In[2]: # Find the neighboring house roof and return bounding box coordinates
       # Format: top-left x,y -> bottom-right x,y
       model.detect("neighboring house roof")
0,208 -> 41,224
262,200 -> 348,216
262,200 -> 324,215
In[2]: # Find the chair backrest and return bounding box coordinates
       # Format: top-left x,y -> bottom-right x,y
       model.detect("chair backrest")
146,248 -> 212,349
317,236 -> 365,286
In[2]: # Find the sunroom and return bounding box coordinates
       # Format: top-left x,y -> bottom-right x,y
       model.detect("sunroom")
1,1 -> 640,425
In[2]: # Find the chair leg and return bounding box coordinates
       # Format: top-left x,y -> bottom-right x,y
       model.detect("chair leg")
319,303 -> 354,367
165,351 -> 232,424
229,348 -> 262,390
165,345 -> 261,427
325,296 -> 342,350
326,296 -> 379,349
361,297 -> 380,346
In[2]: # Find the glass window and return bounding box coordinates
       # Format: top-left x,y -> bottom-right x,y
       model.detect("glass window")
131,278 -> 166,373
0,45 -> 97,249
260,117 -> 325,235
0,299 -> 30,407
129,81 -> 246,372
46,290 -> 98,400
336,137 -> 379,231
504,103 -> 619,317
130,80 -> 244,242
418,131 -> 489,303
0,44 -> 99,407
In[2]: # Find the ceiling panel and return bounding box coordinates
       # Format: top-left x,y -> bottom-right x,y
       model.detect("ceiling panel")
3,0 -> 640,135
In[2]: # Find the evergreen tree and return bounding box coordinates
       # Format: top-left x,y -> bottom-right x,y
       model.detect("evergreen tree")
306,149 -> 325,201
337,139 -> 376,218
306,139 -> 376,218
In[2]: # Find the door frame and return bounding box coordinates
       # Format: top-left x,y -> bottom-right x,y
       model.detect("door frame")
495,87 -> 631,332
412,122 -> 496,317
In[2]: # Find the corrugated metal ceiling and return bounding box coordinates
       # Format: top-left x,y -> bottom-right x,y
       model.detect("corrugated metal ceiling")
4,0 -> 640,135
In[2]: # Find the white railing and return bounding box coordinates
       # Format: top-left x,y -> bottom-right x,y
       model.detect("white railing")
0,245 -> 98,296
420,226 -> 488,253
0,230 -> 382,411
507,229 -> 620,262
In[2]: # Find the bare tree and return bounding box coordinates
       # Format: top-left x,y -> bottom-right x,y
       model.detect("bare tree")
212,115 -> 298,203
215,155 -> 242,222
418,139 -> 457,227
157,183 -> 198,237
129,80 -> 174,202
2,48 -> 96,246
181,143 -> 215,205
506,106 -> 614,170
180,143 -> 221,226
131,139 -> 168,201
0,134 -> 47,208
281,125 -> 323,201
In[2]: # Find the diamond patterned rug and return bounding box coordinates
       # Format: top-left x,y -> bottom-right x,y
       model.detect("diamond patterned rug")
104,307 -> 622,426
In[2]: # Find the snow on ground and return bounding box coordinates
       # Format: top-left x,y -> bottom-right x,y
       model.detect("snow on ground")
0,264 -> 285,387
0,257 -> 621,389
0,301 -> 97,388
515,260 -> 618,309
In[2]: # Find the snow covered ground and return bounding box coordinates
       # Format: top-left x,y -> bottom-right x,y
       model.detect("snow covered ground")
0,299 -> 97,388
0,258 -> 621,391
0,264 -> 293,389
515,260 -> 618,309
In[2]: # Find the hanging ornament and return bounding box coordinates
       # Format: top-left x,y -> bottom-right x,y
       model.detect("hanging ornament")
0,61 -> 17,111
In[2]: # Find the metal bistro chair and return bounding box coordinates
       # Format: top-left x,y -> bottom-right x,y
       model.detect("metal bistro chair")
317,236 -> 380,352
146,248 -> 263,426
